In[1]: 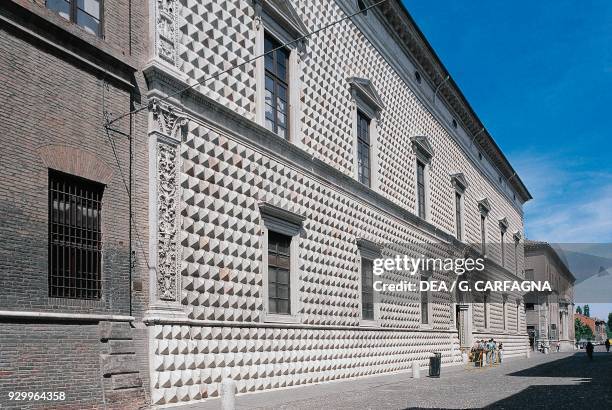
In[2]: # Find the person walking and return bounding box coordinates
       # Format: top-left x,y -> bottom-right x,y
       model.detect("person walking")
586,341 -> 594,360
605,339 -> 610,353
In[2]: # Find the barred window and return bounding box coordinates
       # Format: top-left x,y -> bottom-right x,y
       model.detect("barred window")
264,34 -> 289,139
416,160 -> 426,219
46,0 -> 102,37
357,111 -> 371,186
49,170 -> 103,299
361,258 -> 374,320
268,231 -> 291,314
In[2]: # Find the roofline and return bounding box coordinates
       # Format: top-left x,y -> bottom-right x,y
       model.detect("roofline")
382,1 -> 532,202
524,240 -> 575,281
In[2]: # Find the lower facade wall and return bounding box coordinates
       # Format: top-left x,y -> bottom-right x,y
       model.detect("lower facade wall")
0,321 -> 104,410
149,323 -> 463,406
0,320 -> 147,410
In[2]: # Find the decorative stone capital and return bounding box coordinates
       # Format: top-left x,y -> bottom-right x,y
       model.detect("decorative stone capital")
149,98 -> 189,143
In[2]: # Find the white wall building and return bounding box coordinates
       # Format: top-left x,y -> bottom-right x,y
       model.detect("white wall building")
143,0 -> 533,405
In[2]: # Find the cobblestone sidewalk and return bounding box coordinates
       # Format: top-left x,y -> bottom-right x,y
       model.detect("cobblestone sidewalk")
176,347 -> 612,409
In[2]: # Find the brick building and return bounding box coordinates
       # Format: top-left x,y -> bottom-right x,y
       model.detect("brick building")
524,241 -> 576,351
0,0 -> 149,408
1,0 -> 533,408
575,314 -> 608,344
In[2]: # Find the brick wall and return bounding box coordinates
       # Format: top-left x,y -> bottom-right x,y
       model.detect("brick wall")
0,1 -> 150,407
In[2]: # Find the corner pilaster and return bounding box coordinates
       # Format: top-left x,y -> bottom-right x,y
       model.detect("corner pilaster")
146,98 -> 189,319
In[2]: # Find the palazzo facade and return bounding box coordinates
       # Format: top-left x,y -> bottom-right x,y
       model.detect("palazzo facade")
143,0 -> 532,405
0,0 -> 533,408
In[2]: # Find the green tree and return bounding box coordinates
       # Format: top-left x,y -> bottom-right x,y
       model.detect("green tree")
576,306 -> 583,315
608,312 -> 612,331
575,318 -> 594,341
584,304 -> 590,317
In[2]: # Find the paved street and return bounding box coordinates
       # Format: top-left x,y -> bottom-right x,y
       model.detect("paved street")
181,347 -> 612,409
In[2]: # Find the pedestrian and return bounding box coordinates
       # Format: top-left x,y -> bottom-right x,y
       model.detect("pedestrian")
556,341 -> 560,352
605,339 -> 610,353
498,342 -> 504,363
586,341 -> 594,360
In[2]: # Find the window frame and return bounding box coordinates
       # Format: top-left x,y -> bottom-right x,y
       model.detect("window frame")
416,160 -> 427,219
46,0 -> 104,37
483,293 -> 489,330
255,7 -> 304,145
356,238 -> 381,326
502,295 -> 508,331
516,300 -> 521,332
356,110 -> 372,186
455,191 -> 463,241
259,204 -> 305,324
266,231 -> 292,315
420,271 -> 433,328
48,169 -> 104,300
263,33 -> 290,139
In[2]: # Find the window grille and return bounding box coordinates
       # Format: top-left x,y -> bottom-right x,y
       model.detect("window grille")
264,34 -> 289,139
268,231 -> 291,314
361,258 -> 374,320
49,170 -> 103,299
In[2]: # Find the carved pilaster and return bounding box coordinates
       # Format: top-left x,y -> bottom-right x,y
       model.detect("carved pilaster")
148,99 -> 188,309
155,0 -> 179,65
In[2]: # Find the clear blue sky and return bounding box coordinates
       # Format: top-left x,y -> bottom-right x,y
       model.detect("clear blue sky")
402,0 -> 612,318
403,0 -> 612,243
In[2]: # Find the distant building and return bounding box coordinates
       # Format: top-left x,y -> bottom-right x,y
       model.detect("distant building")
524,241 -> 575,351
575,314 -> 608,344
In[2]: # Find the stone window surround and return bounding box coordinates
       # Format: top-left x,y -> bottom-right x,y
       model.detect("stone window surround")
450,172 -> 468,242
411,135 -> 434,222
356,238 -> 382,327
259,203 -> 305,324
254,1 -> 306,146
499,217 -> 509,267
349,77 -> 384,191
420,269 -> 434,329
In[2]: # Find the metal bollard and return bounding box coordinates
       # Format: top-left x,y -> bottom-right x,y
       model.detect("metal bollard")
412,361 -> 421,378
221,378 -> 236,410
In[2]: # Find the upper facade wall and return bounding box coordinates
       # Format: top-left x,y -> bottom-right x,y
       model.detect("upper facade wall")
172,0 -> 525,249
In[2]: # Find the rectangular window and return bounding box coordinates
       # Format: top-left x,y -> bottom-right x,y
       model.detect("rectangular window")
525,302 -> 535,311
264,34 -> 289,139
514,240 -> 519,274
503,299 -> 507,330
455,192 -> 462,240
525,269 -> 534,280
483,294 -> 488,328
500,231 -> 505,267
267,231 -> 291,314
49,170 -> 103,299
47,0 -> 102,37
357,111 -> 371,186
361,258 -> 374,320
480,214 -> 486,254
421,275 -> 429,324
416,160 -> 426,219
